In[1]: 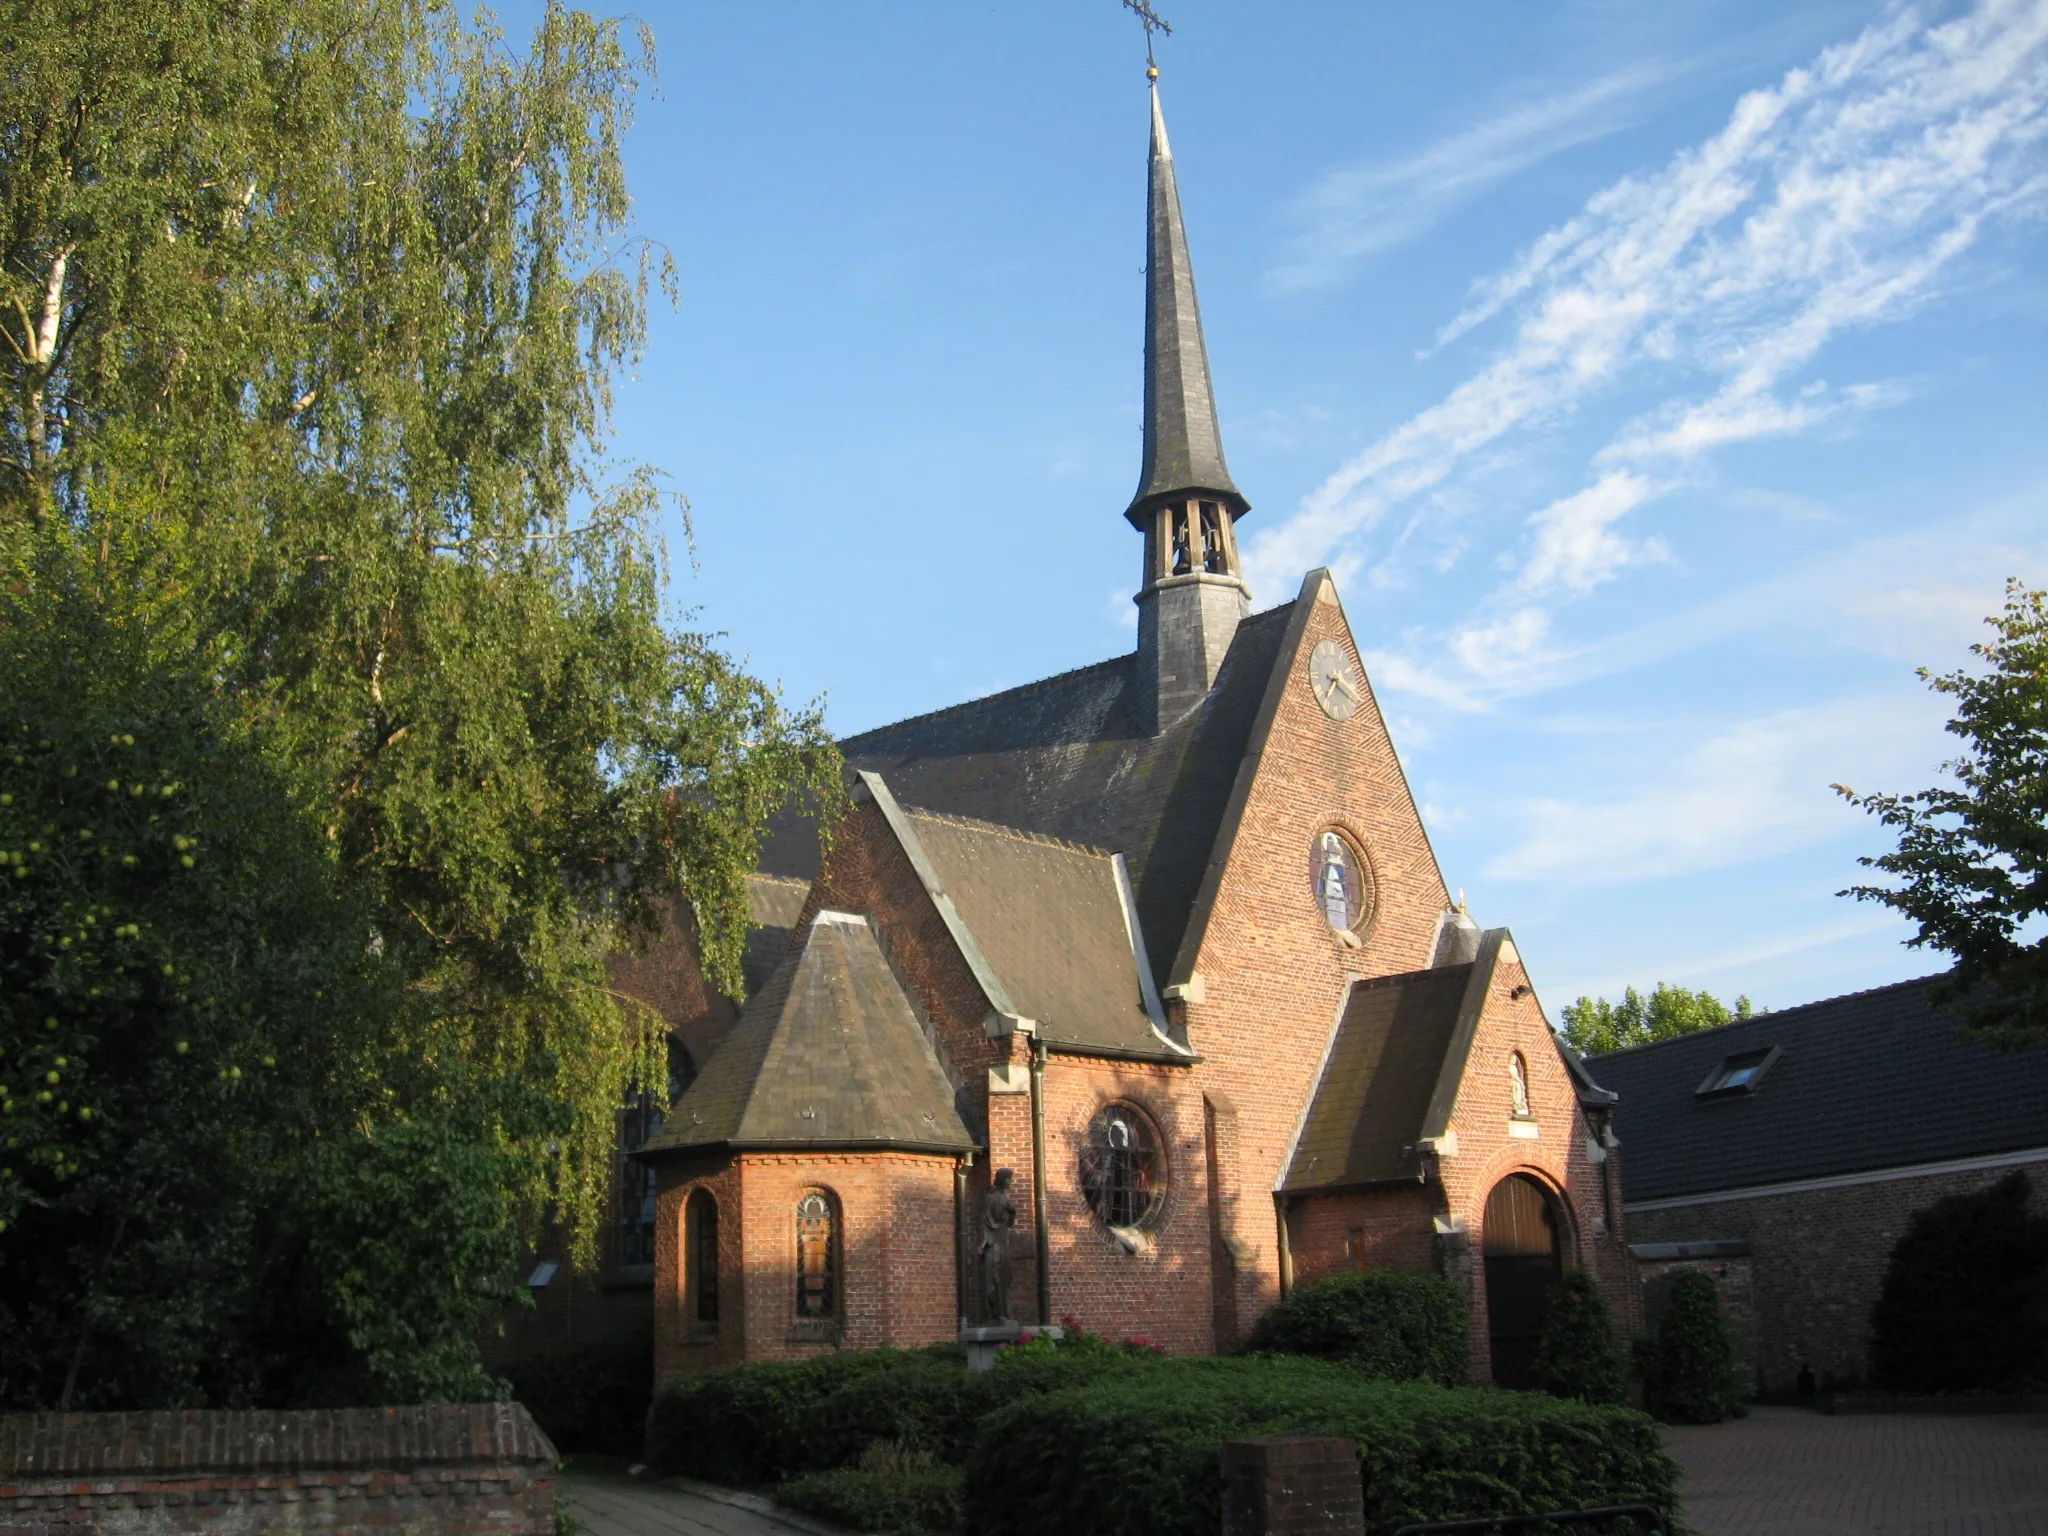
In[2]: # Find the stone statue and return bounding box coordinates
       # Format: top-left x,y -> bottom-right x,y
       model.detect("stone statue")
979,1167 -> 1018,1323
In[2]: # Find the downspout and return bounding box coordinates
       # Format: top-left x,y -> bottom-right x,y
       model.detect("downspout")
954,1155 -> 970,1328
1029,1036 -> 1052,1326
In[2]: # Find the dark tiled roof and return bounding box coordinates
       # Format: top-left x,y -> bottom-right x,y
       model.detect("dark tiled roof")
904,809 -> 1179,1062
1592,973 -> 2048,1204
741,873 -> 809,995
645,911 -> 974,1156
1283,964 -> 1474,1191
758,602 -> 1298,991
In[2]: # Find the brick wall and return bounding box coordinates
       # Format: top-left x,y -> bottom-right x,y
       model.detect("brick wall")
652,1152 -> 745,1381
0,1405 -> 555,1536
1286,1185 -> 1440,1289
1174,577 -> 1454,1342
1627,1158 -> 2048,1393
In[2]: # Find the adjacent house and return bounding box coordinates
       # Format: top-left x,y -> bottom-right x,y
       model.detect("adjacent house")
1591,974 -> 2048,1394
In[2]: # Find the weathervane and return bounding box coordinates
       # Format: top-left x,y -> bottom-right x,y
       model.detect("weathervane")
1122,0 -> 1172,79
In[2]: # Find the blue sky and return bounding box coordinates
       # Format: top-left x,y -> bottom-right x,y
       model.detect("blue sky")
577,0 -> 2047,1012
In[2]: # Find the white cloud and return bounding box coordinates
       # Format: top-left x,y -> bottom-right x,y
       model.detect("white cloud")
1484,690 -> 1951,887
1520,470 -> 1667,595
1244,0 -> 2048,608
1267,63 -> 1678,293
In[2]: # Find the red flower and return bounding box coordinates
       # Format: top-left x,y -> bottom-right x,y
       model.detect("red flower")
1018,1330 -> 1036,1345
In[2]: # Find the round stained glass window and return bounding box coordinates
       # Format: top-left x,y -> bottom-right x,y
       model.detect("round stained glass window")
1311,830 -> 1376,934
1079,1103 -> 1166,1231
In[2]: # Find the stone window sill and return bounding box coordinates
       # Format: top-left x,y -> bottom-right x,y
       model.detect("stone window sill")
1507,1118 -> 1541,1140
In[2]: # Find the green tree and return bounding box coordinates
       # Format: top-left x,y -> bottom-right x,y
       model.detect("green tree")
1534,1269 -> 1626,1405
1,0 -> 839,1406
1557,984 -> 1760,1056
1635,1271 -> 1746,1424
1838,580 -> 2048,1050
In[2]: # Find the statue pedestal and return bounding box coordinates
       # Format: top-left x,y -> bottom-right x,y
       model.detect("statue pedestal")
958,1321 -> 1066,1371
959,1321 -> 1021,1372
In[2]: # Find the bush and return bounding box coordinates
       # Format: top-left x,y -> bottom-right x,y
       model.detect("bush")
802,1346 -> 1152,1470
777,1443 -> 963,1535
1536,1270 -> 1627,1404
1239,1270 -> 1467,1385
1638,1271 -> 1745,1423
962,1356 -> 1679,1536
504,1334 -> 653,1456
1870,1170 -> 2048,1391
646,1349 -> 921,1484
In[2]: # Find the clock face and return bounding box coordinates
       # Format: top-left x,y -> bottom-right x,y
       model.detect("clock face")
1308,639 -> 1360,721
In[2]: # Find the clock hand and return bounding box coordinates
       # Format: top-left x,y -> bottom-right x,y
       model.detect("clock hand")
1332,671 -> 1358,701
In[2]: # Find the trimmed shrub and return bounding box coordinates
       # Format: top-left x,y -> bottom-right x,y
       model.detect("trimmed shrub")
1535,1270 -> 1627,1404
1239,1270 -> 1467,1385
646,1349 -> 921,1484
504,1334 -> 653,1456
1638,1271 -> 1745,1423
1870,1170 -> 2048,1391
802,1347 -> 1153,1469
962,1355 -> 1679,1536
777,1443 -> 963,1535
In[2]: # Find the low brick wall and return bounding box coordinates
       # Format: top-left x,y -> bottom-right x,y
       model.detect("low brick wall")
0,1404 -> 557,1536
1220,1437 -> 1363,1536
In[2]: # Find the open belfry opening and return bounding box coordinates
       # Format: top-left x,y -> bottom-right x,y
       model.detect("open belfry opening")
539,65 -> 1641,1387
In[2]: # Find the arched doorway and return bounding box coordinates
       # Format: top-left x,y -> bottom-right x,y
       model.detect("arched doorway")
1483,1174 -> 1561,1388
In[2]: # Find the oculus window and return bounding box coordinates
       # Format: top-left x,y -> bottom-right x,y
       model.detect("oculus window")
1080,1103 -> 1166,1232
1696,1045 -> 1781,1099
1310,830 -> 1376,934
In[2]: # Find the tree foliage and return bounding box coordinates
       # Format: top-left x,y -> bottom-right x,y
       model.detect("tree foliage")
1634,1271 -> 1745,1424
1534,1269 -> 1626,1405
1,0 -> 840,1407
1869,1170 -> 2048,1392
1839,580 -> 2048,1050
1558,983 -> 1760,1057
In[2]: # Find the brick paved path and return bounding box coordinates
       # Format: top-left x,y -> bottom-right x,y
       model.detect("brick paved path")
1666,1407 -> 2048,1535
561,1468 -> 835,1536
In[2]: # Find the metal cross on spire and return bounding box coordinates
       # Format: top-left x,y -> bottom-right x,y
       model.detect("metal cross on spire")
1121,0 -> 1172,78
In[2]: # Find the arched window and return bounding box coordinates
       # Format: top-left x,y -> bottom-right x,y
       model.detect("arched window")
617,1038 -> 698,1268
686,1188 -> 719,1327
1510,1051 -> 1532,1118
795,1190 -> 837,1319
1080,1103 -> 1167,1232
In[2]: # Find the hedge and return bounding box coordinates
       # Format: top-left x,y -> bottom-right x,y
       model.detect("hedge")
777,1464 -> 963,1536
1636,1271 -> 1745,1424
961,1356 -> 1679,1536
646,1348 -> 926,1484
1535,1270 -> 1627,1405
1239,1269 -> 1467,1385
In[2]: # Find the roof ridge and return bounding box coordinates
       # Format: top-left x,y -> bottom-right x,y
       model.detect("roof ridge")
902,804 -> 1114,858
838,653 -> 1131,746
1589,971 -> 1951,1061
835,601 -> 1299,749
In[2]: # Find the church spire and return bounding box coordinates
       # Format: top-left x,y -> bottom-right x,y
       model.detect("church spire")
1128,76 -> 1250,736
1127,82 -> 1246,528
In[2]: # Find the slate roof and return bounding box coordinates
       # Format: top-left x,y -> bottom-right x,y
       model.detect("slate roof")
1591,973 -> 2048,1204
1128,84 -> 1244,522
1282,963 -> 1474,1191
644,910 -> 975,1157
741,873 -> 809,995
903,809 -> 1178,1061
758,600 -> 1298,992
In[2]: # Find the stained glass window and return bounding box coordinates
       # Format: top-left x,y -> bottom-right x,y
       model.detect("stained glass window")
1079,1104 -> 1165,1231
795,1190 -> 837,1318
687,1188 -> 719,1325
616,1039 -> 697,1268
1311,831 -> 1373,933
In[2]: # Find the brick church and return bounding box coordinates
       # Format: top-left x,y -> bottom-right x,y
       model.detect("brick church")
611,82 -> 1640,1388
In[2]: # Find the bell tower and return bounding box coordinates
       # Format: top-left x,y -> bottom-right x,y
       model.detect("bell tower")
1128,79 -> 1250,735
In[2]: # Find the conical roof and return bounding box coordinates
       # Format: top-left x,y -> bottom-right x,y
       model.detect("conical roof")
644,910 -> 974,1155
1126,84 -> 1245,525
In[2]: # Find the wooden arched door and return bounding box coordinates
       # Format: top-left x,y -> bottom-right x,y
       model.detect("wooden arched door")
1483,1174 -> 1560,1388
